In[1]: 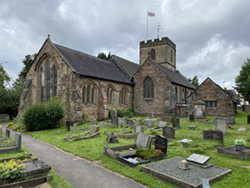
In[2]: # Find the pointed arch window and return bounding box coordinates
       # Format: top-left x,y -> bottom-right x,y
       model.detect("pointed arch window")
46,59 -> 51,100
40,68 -> 44,102
151,49 -> 155,60
82,83 -> 95,104
120,87 -> 127,104
53,66 -> 57,97
106,86 -> 114,104
143,77 -> 154,98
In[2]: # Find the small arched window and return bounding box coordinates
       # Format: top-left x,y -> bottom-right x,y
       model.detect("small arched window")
120,87 -> 127,104
151,49 -> 155,60
40,68 -> 44,102
143,77 -> 154,98
106,86 -> 114,104
53,66 -> 57,97
46,59 -> 51,100
82,84 -> 95,104
175,87 -> 178,102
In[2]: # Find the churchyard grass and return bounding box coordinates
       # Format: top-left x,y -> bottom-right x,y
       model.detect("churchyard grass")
22,111 -> 250,187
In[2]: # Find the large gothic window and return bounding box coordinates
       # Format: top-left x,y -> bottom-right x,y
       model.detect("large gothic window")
143,77 -> 154,98
151,49 -> 155,60
53,66 -> 57,97
107,86 -> 113,104
46,59 -> 51,100
40,68 -> 44,102
82,84 -> 95,104
120,87 -> 127,104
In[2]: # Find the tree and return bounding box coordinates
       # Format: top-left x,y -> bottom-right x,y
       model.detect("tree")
97,52 -> 111,60
0,62 -> 11,113
235,58 -> 250,101
188,75 -> 199,88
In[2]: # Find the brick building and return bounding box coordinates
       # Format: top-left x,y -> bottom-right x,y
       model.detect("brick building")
18,36 -> 195,123
187,77 -> 237,116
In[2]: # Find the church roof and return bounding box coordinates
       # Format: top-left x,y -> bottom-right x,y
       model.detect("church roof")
53,43 -> 133,84
157,64 -> 196,89
110,55 -> 140,79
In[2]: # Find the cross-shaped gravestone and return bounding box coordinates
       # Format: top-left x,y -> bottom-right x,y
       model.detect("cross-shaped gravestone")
155,135 -> 168,155
171,117 -> 180,129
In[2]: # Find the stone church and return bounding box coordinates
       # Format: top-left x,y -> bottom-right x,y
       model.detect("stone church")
18,36 -> 195,123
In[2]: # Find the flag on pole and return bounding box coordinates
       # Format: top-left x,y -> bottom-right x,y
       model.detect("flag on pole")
148,11 -> 155,17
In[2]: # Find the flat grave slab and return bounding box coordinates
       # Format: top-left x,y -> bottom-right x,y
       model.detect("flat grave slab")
141,157 -> 232,188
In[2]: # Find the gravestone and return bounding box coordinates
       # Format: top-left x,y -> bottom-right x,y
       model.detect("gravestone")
188,125 -> 196,130
155,135 -> 168,155
162,116 -> 171,123
202,179 -> 210,188
163,126 -> 175,139
171,117 -> 180,129
179,160 -> 189,170
106,132 -> 118,144
111,110 -> 118,127
0,125 -> 2,138
99,121 -> 104,127
135,133 -> 152,149
145,120 -> 154,126
158,121 -> 167,128
73,123 -> 77,134
133,122 -> 140,126
134,126 -> 144,133
118,118 -> 125,126
89,125 -> 99,135
126,119 -> 133,125
237,127 -> 247,132
5,129 -> 10,138
186,153 -> 210,165
189,115 -> 194,122
65,121 -> 70,131
91,118 -> 97,125
203,130 -> 224,143
194,101 -> 206,119
215,120 -> 227,135
226,117 -> 236,125
248,115 -> 250,124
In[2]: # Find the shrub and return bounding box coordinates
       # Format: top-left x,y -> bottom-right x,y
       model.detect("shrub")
0,159 -> 25,180
22,97 -> 65,131
108,109 -> 135,119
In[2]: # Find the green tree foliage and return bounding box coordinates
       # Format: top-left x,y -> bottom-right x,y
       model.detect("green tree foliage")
97,52 -> 111,60
0,62 -> 11,113
188,75 -> 199,88
22,97 -> 65,131
235,58 -> 250,101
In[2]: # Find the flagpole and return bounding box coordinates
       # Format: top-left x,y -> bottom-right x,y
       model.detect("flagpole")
147,11 -> 148,40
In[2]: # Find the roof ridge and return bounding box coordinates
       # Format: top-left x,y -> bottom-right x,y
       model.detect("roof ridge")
112,54 -> 139,66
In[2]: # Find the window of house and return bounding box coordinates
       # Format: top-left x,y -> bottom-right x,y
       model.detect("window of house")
151,49 -> 155,60
40,68 -> 44,102
53,66 -> 57,97
205,101 -> 218,108
106,86 -> 113,104
46,59 -> 51,100
120,87 -> 127,104
143,77 -> 154,98
82,84 -> 95,104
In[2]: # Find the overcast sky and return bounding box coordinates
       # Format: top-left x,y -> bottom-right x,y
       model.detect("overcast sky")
1,0 -> 250,90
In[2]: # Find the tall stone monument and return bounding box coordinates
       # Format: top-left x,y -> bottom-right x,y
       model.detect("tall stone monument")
194,100 -> 206,119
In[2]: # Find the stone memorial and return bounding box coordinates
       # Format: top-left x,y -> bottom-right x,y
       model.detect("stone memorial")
214,117 -> 236,125
194,100 -> 206,119
178,139 -> 192,147
217,145 -> 250,159
215,120 -> 227,135
155,135 -> 168,155
248,115 -> 250,124
118,118 -> 125,126
111,110 -> 118,127
126,119 -> 133,125
158,121 -> 167,128
203,130 -> 224,143
134,126 -> 144,133
179,160 -> 189,170
237,127 -> 247,132
91,118 -> 97,125
189,115 -> 195,122
145,120 -> 154,126
5,129 -> 10,138
0,133 -> 22,153
133,122 -> 140,126
65,121 -> 70,131
162,116 -> 171,123
106,132 -> 118,144
73,123 -> 77,134
188,125 -> 196,130
186,153 -> 210,165
99,121 -> 104,127
171,117 -> 180,129
163,126 -> 175,139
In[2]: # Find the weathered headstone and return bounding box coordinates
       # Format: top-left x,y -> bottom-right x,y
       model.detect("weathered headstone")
178,139 -> 192,147
65,121 -> 70,131
226,117 -> 236,125
189,115 -> 194,122
145,120 -> 154,126
118,118 -> 125,126
155,135 -> 168,155
194,100 -> 206,119
237,127 -> 247,132
171,117 -> 180,129
134,126 -> 144,133
162,116 -> 171,123
126,119 -> 133,125
215,120 -> 227,135
73,123 -> 77,134
135,133 -> 152,149
163,126 -> 175,139
158,121 -> 167,128
91,118 -> 97,125
203,130 -> 224,143
0,125 -> 2,138
248,115 -> 250,124
111,110 -> 118,127
133,122 -> 140,126
188,125 -> 196,130
5,129 -> 10,138
106,132 -> 119,144
99,121 -> 104,127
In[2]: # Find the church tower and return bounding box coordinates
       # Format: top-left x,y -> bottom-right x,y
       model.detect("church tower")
139,37 -> 176,71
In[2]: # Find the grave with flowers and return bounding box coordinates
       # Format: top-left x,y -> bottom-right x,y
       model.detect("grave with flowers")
117,135 -> 168,168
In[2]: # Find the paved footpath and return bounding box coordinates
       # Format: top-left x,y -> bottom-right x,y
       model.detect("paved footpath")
1,123 -> 148,188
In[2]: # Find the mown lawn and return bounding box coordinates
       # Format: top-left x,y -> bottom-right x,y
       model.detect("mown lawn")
18,111 -> 250,187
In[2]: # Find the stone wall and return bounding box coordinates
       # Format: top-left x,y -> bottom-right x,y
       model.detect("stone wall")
187,78 -> 236,117
140,37 -> 176,71
17,38 -> 133,124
